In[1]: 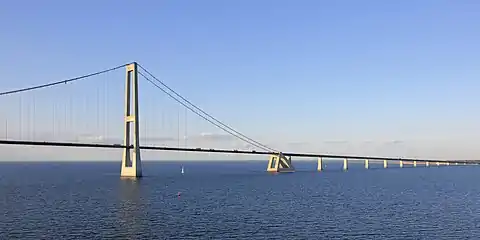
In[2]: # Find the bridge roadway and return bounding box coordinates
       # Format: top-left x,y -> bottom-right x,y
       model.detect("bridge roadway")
0,139 -> 478,164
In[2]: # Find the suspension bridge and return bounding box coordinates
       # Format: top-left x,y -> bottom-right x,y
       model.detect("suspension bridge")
0,62 -> 477,177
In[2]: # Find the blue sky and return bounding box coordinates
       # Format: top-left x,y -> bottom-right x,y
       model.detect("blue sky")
0,1 -> 479,160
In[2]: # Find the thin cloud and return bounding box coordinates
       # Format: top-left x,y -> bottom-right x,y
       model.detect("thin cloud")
287,141 -> 309,146
72,135 -> 121,144
323,140 -> 349,144
194,132 -> 236,141
142,137 -> 177,143
385,140 -> 404,145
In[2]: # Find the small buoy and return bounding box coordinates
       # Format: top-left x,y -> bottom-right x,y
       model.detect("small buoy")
177,192 -> 181,197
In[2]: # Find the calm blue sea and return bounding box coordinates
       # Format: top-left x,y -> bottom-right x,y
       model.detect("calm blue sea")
1,161 -> 480,239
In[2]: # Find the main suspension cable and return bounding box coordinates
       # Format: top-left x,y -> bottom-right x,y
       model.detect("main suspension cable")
0,63 -> 130,96
138,71 -> 277,152
137,64 -> 278,153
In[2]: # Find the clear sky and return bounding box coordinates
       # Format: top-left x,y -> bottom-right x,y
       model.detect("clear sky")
0,0 -> 479,161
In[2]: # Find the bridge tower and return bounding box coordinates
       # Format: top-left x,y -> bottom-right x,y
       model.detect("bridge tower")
120,62 -> 143,178
317,157 -> 323,171
267,153 -> 295,172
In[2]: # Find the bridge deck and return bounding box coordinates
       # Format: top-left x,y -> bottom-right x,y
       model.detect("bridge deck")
0,139 -> 477,164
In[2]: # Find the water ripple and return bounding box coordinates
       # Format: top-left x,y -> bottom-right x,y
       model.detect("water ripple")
1,162 -> 480,239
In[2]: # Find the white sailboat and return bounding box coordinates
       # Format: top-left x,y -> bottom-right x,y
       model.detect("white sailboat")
181,166 -> 184,174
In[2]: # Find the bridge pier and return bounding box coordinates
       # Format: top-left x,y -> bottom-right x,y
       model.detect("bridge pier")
399,160 -> 403,168
317,157 -> 323,171
120,62 -> 142,178
267,153 -> 295,172
413,161 -> 417,167
384,160 -> 388,168
343,158 -> 348,171
364,159 -> 369,169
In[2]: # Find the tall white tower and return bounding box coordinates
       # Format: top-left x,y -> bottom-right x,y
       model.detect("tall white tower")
121,62 -> 142,177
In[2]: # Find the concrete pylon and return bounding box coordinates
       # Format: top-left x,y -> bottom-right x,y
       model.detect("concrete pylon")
317,157 -> 323,171
121,62 -> 142,178
267,153 -> 295,172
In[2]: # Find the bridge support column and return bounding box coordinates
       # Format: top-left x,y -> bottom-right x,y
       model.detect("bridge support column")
399,160 -> 403,168
317,157 -> 323,171
343,158 -> 348,171
384,160 -> 388,168
267,153 -> 295,173
413,161 -> 417,167
121,62 -> 142,178
364,159 -> 369,169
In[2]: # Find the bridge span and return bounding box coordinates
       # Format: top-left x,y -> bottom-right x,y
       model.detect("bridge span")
0,139 -> 477,173
0,62 -> 477,177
